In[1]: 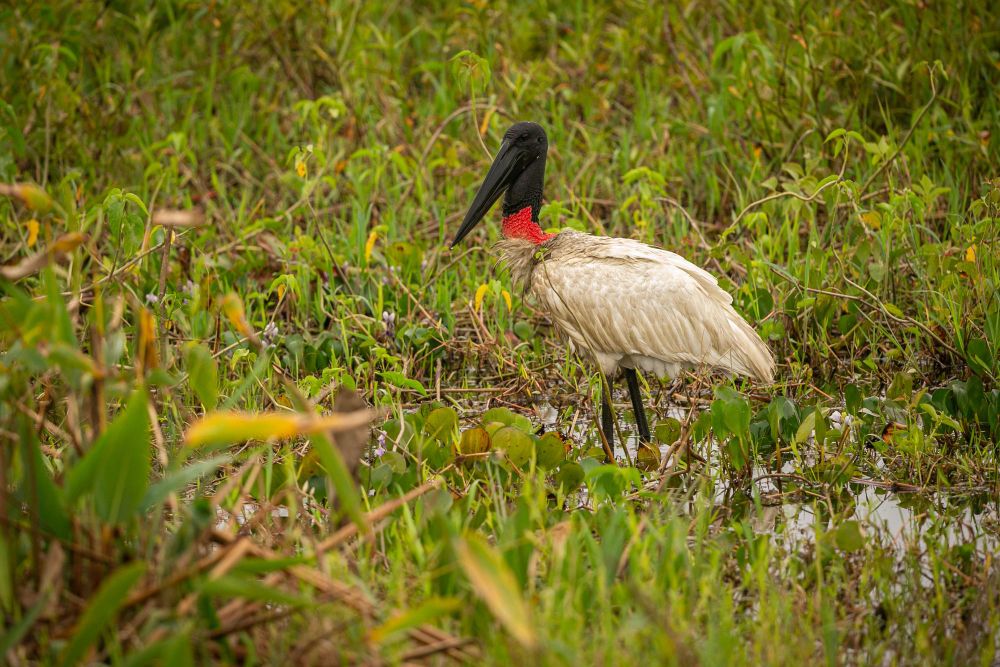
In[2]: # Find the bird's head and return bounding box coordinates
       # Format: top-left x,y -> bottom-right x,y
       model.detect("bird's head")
450,121 -> 548,247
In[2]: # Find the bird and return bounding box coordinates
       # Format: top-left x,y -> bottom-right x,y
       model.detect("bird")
450,121 -> 775,456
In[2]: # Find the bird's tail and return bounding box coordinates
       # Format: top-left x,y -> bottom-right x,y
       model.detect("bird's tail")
717,316 -> 775,383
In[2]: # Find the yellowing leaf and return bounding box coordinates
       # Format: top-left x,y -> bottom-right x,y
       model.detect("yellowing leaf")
26,219 -> 39,247
185,409 -> 374,448
965,245 -> 976,263
364,230 -> 378,263
50,232 -> 85,254
220,293 -> 257,344
0,232 -> 86,280
455,533 -> 537,650
0,182 -> 53,212
276,283 -> 286,300
474,283 -> 489,311
369,597 -> 461,644
501,289 -> 512,312
137,307 -> 159,373
860,211 -> 881,229
19,183 -> 52,211
296,160 -> 307,178
479,108 -> 495,136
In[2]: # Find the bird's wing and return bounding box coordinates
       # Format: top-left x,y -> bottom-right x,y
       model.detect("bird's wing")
530,232 -> 775,381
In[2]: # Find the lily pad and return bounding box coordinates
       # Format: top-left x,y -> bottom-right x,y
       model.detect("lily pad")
492,426 -> 533,467
457,427 -> 491,456
554,462 -> 584,494
834,520 -> 865,552
654,418 -> 682,445
482,407 -> 515,425
636,443 -> 660,471
423,407 -> 458,443
535,432 -> 565,469
484,421 -> 507,438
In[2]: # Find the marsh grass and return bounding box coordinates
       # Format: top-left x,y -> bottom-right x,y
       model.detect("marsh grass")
1,1 -> 998,664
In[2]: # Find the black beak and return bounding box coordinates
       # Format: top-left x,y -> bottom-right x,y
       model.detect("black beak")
450,141 -> 523,247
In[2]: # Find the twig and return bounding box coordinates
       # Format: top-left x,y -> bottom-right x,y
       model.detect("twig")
656,196 -> 709,248
770,265 -> 960,358
859,65 -> 940,195
721,158 -> 846,241
387,268 -> 446,332
397,103 -> 509,206
64,229 -> 194,297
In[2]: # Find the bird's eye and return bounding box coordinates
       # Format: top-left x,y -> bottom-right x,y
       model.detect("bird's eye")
537,136 -> 543,143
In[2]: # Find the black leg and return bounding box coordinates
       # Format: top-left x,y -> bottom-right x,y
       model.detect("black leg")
624,367 -> 651,443
601,380 -> 615,459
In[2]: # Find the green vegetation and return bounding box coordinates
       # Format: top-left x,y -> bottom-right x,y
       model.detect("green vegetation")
1,1 -> 998,664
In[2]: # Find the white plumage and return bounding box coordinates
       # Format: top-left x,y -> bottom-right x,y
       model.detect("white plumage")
498,231 -> 775,383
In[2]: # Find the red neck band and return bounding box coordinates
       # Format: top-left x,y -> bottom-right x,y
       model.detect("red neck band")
501,206 -> 553,245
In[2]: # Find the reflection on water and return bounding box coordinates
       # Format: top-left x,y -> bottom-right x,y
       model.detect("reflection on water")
761,486 -> 1000,554
530,393 -> 998,559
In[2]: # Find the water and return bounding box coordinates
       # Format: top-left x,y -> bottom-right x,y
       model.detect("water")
527,391 -> 998,561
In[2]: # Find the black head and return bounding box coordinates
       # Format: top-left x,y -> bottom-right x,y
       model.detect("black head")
503,121 -> 548,151
450,121 -> 549,247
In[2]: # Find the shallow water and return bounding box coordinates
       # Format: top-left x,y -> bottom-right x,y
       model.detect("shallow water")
527,391 -> 998,560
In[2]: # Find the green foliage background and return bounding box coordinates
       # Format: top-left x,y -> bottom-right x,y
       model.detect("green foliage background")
0,1 -> 998,664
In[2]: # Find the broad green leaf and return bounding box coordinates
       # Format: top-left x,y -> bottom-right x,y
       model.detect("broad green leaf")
17,418 -> 70,540
482,406 -> 515,425
492,427 -> 532,467
66,387 -> 151,524
121,633 -> 194,667
535,432 -> 565,469
636,443 -> 660,471
654,418 -> 682,445
965,338 -> 993,377
825,128 -> 847,142
512,320 -> 534,339
185,342 -> 218,411
455,533 -> 537,650
887,372 -> 913,402
555,462 -> 585,494
200,573 -> 312,607
792,410 -> 817,451
768,396 -> 796,442
712,388 -> 750,440
369,597 -> 461,644
845,385 -> 862,415
381,370 -> 427,395
722,398 -> 750,439
59,561 -> 146,667
95,389 -> 151,523
423,407 -> 458,442
834,520 -> 865,552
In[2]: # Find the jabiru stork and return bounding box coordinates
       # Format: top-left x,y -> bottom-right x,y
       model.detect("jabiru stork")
451,122 -> 775,455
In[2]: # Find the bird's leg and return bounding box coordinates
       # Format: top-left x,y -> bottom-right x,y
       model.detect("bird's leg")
624,367 -> 652,443
601,380 -> 615,460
